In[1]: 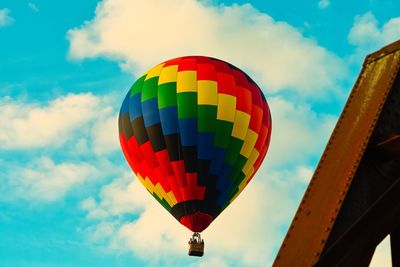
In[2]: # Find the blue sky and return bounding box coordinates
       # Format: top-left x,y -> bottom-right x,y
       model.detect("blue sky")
0,1 -> 399,266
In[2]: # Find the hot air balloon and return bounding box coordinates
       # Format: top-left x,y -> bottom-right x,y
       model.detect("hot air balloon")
118,56 -> 271,256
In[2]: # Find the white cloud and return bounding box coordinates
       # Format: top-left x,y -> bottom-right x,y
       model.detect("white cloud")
115,203 -> 188,264
91,115 -> 119,155
190,257 -> 229,267
0,92 -> 126,204
0,94 -> 100,149
81,164 -> 310,266
294,165 -> 314,183
266,96 -> 336,167
0,93 -> 119,154
2,157 -> 97,202
318,0 -> 330,9
348,12 -> 400,60
0,91 -> 128,205
370,236 -> 391,267
349,12 -> 381,50
81,172 -> 151,219
67,0 -> 345,97
0,8 -> 14,27
28,2 -> 39,12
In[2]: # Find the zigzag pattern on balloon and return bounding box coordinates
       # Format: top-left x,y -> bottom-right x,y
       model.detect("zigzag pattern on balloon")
119,56 -> 271,232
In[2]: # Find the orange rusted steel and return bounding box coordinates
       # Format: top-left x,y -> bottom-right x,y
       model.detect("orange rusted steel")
273,40 -> 400,267
315,176 -> 400,266
317,51 -> 400,265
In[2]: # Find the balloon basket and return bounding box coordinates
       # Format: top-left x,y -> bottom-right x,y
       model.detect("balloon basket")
188,232 -> 204,257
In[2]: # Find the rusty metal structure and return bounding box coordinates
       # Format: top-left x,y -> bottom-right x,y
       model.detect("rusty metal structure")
273,40 -> 400,266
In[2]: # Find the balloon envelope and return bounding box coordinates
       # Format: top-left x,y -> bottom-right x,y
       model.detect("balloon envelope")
119,56 -> 271,232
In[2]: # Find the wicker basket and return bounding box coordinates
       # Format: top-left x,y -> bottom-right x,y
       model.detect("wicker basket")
188,242 -> 204,256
